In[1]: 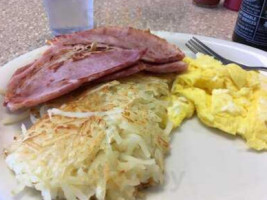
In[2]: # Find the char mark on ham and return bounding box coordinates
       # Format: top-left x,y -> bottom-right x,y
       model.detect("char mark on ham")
49,27 -> 185,63
4,45 -> 143,111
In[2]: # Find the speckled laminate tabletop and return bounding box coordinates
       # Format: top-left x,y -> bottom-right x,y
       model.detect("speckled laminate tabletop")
0,0 -> 238,66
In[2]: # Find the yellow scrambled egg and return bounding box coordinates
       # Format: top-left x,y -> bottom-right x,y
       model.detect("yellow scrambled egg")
170,53 -> 267,151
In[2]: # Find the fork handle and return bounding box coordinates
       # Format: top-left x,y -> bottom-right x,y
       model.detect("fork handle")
241,65 -> 267,72
224,60 -> 267,71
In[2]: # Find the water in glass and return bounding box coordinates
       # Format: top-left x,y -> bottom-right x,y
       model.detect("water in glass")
43,0 -> 94,36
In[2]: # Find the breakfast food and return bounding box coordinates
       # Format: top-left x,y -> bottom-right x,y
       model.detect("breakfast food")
4,27 -> 187,112
4,48 -> 143,111
171,53 -> 267,150
5,74 -> 174,200
2,27 -> 190,200
3,27 -> 267,200
49,26 -> 185,63
2,27 -> 192,200
144,61 -> 188,73
97,62 -> 146,83
96,61 -> 188,83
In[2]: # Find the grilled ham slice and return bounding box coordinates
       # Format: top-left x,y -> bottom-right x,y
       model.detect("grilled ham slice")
97,61 -> 188,83
49,26 -> 185,63
144,61 -> 188,73
97,62 -> 146,83
4,27 -> 187,111
4,46 -> 143,111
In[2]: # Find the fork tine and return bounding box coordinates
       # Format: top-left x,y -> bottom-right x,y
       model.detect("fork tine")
188,40 -> 211,55
185,43 -> 198,54
192,37 -> 225,60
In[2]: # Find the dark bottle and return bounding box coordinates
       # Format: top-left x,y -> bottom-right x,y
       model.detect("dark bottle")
232,0 -> 267,51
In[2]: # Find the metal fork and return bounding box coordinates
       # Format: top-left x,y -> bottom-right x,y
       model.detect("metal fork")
186,37 -> 267,72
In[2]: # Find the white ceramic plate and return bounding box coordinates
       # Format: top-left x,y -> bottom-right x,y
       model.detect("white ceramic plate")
1,32 -> 267,200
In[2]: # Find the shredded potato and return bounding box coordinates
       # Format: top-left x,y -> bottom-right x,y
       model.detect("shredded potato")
6,74 -> 173,200
47,108 -> 123,119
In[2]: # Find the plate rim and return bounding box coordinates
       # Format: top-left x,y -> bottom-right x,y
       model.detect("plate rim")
1,31 -> 267,200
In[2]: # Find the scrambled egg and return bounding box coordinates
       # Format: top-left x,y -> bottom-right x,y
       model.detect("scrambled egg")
170,53 -> 267,151
167,95 -> 194,128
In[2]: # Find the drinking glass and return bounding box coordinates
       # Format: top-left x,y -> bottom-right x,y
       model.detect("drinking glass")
43,0 -> 94,36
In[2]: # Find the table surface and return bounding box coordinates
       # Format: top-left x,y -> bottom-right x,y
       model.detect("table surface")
0,0 -> 238,66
